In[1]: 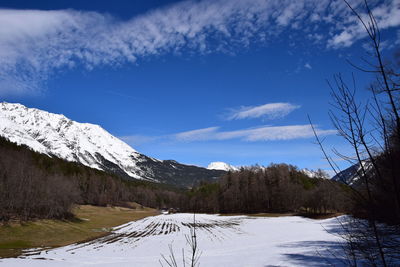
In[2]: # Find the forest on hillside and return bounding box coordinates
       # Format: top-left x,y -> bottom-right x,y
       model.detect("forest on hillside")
0,136 -> 184,221
183,165 -> 348,214
0,136 -> 349,222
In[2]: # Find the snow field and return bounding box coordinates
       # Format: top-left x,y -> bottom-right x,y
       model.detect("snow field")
0,213 -> 346,267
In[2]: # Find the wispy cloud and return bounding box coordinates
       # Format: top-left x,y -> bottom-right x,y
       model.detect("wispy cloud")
1,0 -> 399,95
172,125 -> 336,142
174,127 -> 220,142
327,0 -> 400,48
227,102 -> 300,120
120,124 -> 336,144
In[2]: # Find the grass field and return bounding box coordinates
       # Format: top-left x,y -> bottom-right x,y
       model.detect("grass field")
0,204 -> 157,258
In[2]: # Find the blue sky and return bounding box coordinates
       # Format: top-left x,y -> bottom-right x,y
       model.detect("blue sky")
0,0 -> 399,172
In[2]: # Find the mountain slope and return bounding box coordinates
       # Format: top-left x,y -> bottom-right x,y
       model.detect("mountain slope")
0,102 -> 225,187
332,161 -> 372,186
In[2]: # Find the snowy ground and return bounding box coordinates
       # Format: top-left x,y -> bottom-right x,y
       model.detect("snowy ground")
0,214 -> 347,267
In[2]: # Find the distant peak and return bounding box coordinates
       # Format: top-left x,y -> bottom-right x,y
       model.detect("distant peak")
301,168 -> 330,179
207,161 -> 237,171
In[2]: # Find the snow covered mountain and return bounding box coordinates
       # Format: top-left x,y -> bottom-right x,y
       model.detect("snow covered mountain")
301,168 -> 330,179
0,102 -> 225,187
207,162 -> 238,172
332,161 -> 372,185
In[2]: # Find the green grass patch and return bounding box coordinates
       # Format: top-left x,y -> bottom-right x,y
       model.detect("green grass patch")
0,240 -> 31,249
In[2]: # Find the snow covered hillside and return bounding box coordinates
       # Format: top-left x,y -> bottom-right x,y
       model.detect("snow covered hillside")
332,161 -> 373,185
0,214 -> 347,267
0,102 -> 224,186
207,161 -> 238,171
301,168 -> 330,179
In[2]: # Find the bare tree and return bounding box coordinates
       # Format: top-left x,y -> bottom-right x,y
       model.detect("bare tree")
310,1 -> 400,265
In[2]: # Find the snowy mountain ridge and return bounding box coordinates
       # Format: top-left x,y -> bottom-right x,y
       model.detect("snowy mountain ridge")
332,161 -> 372,185
301,168 -> 330,179
207,162 -> 238,172
0,102 -> 225,186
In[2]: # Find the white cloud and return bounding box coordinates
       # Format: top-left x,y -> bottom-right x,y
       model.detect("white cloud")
174,127 -> 220,142
173,125 -> 336,142
121,124 -> 336,145
227,102 -> 300,120
304,63 -> 312,69
0,0 -> 399,95
328,0 -> 400,48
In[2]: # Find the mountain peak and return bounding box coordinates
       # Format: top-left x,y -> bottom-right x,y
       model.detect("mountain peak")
0,102 -> 143,176
0,102 -> 225,186
207,161 -> 238,171
301,168 -> 330,179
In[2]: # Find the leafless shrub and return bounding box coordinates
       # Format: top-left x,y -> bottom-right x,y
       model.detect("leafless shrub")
160,213 -> 201,267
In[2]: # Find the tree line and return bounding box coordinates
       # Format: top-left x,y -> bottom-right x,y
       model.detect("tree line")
0,136 -> 183,221
182,164 -> 349,215
0,135 -> 349,222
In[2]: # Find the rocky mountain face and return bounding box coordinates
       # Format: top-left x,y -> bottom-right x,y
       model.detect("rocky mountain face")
0,102 -> 225,187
